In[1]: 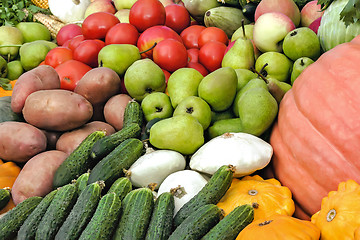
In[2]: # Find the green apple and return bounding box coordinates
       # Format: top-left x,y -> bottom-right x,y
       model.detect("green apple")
124,58 -> 166,101
282,27 -> 321,61
0,26 -> 24,61
290,56 -> 314,85
6,60 -> 23,80
255,52 -> 293,82
141,92 -> 173,122
173,96 -> 212,130
16,22 -> 51,43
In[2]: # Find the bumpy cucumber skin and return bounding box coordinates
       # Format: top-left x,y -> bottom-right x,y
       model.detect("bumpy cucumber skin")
17,190 -> 58,240
122,100 -> 144,129
53,130 -> 106,188
55,182 -> 102,240
0,188 -> 10,210
145,192 -> 175,240
174,165 -> 234,227
0,196 -> 42,240
113,188 -> 154,240
169,204 -> 223,240
35,183 -> 78,240
79,192 -> 122,240
108,177 -> 132,201
90,123 -> 142,161
88,138 -> 144,188
75,172 -> 90,195
201,204 -> 254,240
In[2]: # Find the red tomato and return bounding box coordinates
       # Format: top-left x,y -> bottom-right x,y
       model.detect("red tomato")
45,47 -> 73,68
198,27 -> 229,48
105,23 -> 139,45
137,25 -> 183,59
68,35 -> 85,51
165,4 -> 191,34
56,24 -> 82,46
180,25 -> 206,49
162,68 -> 171,84
55,60 -> 92,91
153,39 -> 188,73
186,62 -> 209,77
82,12 -> 120,40
129,0 -> 166,32
198,41 -> 227,72
73,39 -> 104,68
187,48 -> 199,63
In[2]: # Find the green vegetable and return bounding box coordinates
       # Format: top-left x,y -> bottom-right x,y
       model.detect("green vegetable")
75,172 -> 90,195
318,0 -> 360,26
107,177 -> 132,201
123,99 -> 144,129
0,188 -> 10,210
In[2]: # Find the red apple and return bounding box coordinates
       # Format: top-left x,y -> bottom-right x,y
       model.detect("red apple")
300,0 -> 324,27
84,0 -> 116,18
56,24 -> 82,46
308,16 -> 322,34
159,0 -> 185,7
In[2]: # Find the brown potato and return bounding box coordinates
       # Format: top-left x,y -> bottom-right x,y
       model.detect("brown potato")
56,121 -> 116,155
0,121 -> 47,163
104,94 -> 132,131
11,65 -> 60,113
22,89 -> 93,131
74,67 -> 121,105
11,150 -> 69,205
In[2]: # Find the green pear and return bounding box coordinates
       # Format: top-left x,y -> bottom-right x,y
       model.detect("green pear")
291,57 -> 314,85
0,56 -> 8,78
255,52 -> 293,82
167,68 -> 204,108
222,37 -> 255,70
124,59 -> 166,101
266,77 -> 292,103
141,92 -> 173,122
198,67 -> 237,112
207,118 -> 243,140
115,9 -> 130,23
149,114 -> 204,155
0,26 -> 24,61
35,40 -> 57,50
113,0 -> 137,9
232,78 -> 268,117
211,108 -> 234,124
231,24 -> 254,41
16,22 -> 51,43
173,96 -> 212,130
19,41 -> 51,71
235,68 -> 258,91
237,87 -> 278,136
98,44 -> 141,76
6,60 -> 23,80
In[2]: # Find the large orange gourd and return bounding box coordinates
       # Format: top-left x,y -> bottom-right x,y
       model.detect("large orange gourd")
270,35 -> 360,218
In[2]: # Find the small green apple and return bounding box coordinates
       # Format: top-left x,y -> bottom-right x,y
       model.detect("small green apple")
282,27 -> 321,61
173,96 -> 212,130
255,52 -> 293,82
291,56 -> 314,85
6,60 -> 23,80
141,92 -> 173,122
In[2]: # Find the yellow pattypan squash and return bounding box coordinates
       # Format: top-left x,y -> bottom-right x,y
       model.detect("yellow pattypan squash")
217,175 -> 295,220
311,179 -> 360,240
236,214 -> 320,240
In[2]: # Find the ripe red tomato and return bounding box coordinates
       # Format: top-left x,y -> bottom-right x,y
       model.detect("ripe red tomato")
105,23 -> 140,45
187,48 -> 199,63
180,25 -> 206,49
153,39 -> 188,73
82,12 -> 120,40
165,4 -> 191,34
55,60 -> 92,91
198,41 -> 227,72
186,62 -> 209,77
68,35 -> 85,51
198,27 -> 229,48
129,0 -> 166,32
44,47 -> 73,68
73,39 -> 104,68
162,68 -> 171,84
56,24 -> 82,46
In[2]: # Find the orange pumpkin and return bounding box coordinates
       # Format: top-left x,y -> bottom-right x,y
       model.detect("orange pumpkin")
0,160 -> 21,213
270,34 -> 360,218
0,79 -> 16,97
236,214 -> 320,240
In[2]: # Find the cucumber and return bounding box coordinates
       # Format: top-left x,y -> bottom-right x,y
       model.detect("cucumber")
174,165 -> 234,227
201,204 -> 254,240
123,99 -> 144,129
169,204 -> 223,240
0,196 -> 42,240
88,138 -> 144,188
0,188 -> 10,210
145,191 -> 175,240
53,130 -> 107,188
113,187 -> 154,240
17,190 -> 58,240
35,183 -> 78,240
79,192 -> 122,240
108,177 -> 132,201
90,122 -> 142,161
55,182 -> 103,240
75,172 -> 90,195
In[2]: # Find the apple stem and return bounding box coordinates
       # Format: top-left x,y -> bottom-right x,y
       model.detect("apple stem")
251,63 -> 269,84
139,42 -> 157,55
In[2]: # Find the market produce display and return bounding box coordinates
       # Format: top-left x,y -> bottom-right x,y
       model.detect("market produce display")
0,0 -> 360,238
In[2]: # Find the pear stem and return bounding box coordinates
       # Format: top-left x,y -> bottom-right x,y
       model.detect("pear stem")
241,19 -> 247,40
251,63 -> 269,84
0,45 -> 22,48
139,42 -> 157,55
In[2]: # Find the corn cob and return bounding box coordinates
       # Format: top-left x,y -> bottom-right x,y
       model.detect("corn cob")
31,0 -> 49,9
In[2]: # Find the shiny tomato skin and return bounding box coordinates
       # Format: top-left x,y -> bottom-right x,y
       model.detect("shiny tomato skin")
55,60 -> 92,91
164,4 -> 191,34
105,23 -> 140,45
186,62 -> 209,77
198,27 -> 229,48
129,0 -> 166,32
187,48 -> 199,63
44,47 -> 73,68
68,35 -> 85,52
73,39 -> 104,68
153,39 -> 188,73
82,12 -> 120,40
180,25 -> 206,49
198,41 -> 227,72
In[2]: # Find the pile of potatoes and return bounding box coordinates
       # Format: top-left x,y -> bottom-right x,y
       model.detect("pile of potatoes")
0,65 -> 135,205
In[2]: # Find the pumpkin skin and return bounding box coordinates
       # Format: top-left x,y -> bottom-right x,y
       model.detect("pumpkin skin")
270,34 -> 360,218
0,160 -> 21,214
217,175 -> 295,220
311,180 -> 360,240
236,214 -> 320,240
